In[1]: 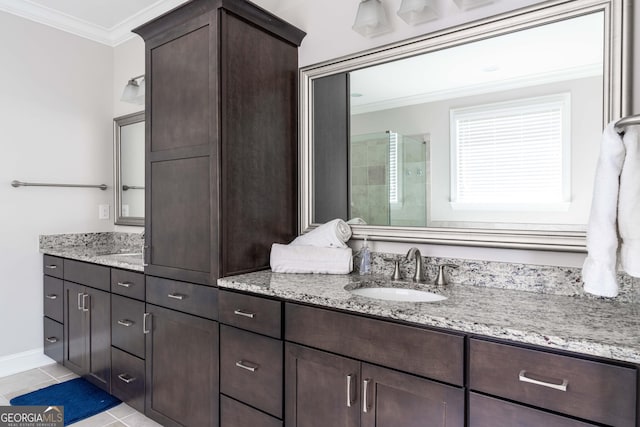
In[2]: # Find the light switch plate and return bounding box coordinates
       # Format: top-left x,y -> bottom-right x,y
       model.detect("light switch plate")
99,204 -> 110,220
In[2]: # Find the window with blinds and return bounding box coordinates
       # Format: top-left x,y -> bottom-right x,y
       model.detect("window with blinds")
450,93 -> 570,209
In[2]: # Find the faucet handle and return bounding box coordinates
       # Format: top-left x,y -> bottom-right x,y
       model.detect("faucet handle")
435,263 -> 459,286
391,259 -> 402,280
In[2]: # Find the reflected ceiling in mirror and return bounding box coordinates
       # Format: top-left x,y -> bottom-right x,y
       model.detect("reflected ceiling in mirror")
301,0 -> 630,251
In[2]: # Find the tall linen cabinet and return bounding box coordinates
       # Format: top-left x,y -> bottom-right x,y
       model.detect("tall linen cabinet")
134,0 -> 305,286
134,2 -> 303,426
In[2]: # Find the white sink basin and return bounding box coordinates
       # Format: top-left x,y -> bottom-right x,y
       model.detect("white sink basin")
350,287 -> 446,302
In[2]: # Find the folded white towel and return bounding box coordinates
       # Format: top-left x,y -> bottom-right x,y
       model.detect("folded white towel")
583,122 -> 640,297
270,243 -> 353,274
291,219 -> 352,248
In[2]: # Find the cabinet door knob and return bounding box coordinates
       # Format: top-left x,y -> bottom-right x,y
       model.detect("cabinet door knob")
167,293 -> 185,301
235,360 -> 259,372
362,378 -> 371,413
45,294 -> 57,300
117,373 -> 136,384
117,319 -> 134,327
116,282 -> 132,288
233,309 -> 255,319
46,337 -> 58,343
518,370 -> 568,392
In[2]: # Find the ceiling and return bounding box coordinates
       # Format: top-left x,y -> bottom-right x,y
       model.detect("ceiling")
0,0 -> 192,45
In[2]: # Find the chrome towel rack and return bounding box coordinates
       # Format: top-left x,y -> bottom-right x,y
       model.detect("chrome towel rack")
11,180 -> 108,191
614,114 -> 640,134
122,185 -> 145,191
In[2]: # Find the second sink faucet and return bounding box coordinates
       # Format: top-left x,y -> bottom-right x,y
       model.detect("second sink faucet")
406,247 -> 426,282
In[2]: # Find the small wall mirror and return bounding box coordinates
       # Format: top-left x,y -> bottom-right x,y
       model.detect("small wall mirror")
114,111 -> 145,226
301,0 -> 630,251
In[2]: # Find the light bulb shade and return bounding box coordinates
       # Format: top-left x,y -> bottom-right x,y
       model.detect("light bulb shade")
120,80 -> 139,103
352,0 -> 391,38
132,78 -> 145,105
397,0 -> 438,25
452,0 -> 494,11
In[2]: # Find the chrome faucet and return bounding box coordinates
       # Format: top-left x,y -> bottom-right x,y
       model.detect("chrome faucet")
406,247 -> 426,282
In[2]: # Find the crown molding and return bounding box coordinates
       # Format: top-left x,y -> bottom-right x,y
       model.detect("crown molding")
0,0 -> 189,47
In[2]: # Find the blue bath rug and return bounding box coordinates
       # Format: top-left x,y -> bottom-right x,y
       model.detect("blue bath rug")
10,377 -> 121,425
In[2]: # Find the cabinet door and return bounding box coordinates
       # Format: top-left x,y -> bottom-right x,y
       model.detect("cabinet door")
285,343 -> 360,427
63,281 -> 87,375
86,287 -> 111,392
145,304 -> 219,427
361,363 -> 464,427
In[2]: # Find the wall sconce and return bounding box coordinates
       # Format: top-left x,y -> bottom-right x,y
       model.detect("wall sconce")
452,0 -> 494,10
397,0 -> 439,25
120,75 -> 145,105
352,0 -> 391,38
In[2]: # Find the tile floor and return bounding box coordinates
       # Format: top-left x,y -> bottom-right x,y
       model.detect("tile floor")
0,364 -> 162,427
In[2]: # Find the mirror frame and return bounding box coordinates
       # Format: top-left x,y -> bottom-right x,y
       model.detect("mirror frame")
300,0 -> 631,252
114,111 -> 145,227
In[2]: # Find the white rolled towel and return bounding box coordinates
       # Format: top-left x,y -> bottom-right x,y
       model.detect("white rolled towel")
270,243 -> 353,274
291,218 -> 352,248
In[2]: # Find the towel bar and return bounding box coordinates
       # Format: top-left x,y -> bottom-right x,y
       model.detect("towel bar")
11,180 -> 107,191
614,114 -> 640,134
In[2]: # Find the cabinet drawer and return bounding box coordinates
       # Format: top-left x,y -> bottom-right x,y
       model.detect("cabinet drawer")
111,347 -> 145,413
220,325 -> 283,418
43,317 -> 63,364
221,396 -> 282,427
285,303 -> 464,385
469,393 -> 596,427
111,294 -> 145,359
43,276 -> 64,323
219,290 -> 281,338
469,339 -> 636,427
63,259 -> 110,291
111,269 -> 145,301
43,255 -> 63,278
146,276 -> 218,320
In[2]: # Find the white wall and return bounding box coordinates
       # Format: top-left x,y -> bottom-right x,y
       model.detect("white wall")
0,12 -> 114,361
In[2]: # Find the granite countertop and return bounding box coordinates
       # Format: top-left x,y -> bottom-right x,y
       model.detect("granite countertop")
218,270 -> 640,365
40,233 -> 144,272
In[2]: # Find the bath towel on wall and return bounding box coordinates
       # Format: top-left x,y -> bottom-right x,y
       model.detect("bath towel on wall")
583,123 -> 640,297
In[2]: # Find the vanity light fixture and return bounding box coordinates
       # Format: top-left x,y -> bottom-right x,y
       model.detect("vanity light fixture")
120,75 -> 145,105
452,0 -> 494,11
397,0 -> 439,25
352,0 -> 391,37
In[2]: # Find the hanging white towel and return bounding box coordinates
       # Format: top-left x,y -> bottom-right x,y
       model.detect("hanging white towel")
291,218 -> 352,248
270,243 -> 353,274
583,122 -> 640,297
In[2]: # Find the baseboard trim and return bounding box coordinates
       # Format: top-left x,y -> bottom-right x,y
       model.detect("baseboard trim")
0,348 -> 55,378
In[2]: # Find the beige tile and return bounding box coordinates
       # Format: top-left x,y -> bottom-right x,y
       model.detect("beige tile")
107,403 -> 136,420
39,363 -> 74,380
105,422 -> 128,427
57,372 -> 80,382
0,369 -> 53,395
121,412 -> 163,427
72,411 -> 119,427
0,396 -> 9,405
4,378 -> 59,401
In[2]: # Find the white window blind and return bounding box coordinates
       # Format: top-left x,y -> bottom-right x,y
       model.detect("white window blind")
450,94 -> 570,207
388,131 -> 399,204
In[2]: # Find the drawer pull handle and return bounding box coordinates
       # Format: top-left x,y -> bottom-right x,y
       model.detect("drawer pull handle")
518,370 -> 568,392
118,319 -> 134,327
45,265 -> 57,269
233,309 -> 255,319
346,374 -> 355,407
46,337 -> 58,343
143,313 -> 151,334
143,245 -> 149,267
117,282 -> 132,288
77,292 -> 83,311
167,293 -> 185,300
82,293 -> 90,312
363,378 -> 371,413
45,294 -> 57,300
235,360 -> 259,372
117,373 -> 136,384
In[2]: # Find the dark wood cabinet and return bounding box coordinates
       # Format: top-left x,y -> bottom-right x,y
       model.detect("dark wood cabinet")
63,280 -> 111,392
134,0 -> 305,286
144,303 -> 219,427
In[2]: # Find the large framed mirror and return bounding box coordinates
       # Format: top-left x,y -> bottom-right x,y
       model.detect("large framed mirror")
300,0 -> 631,251
114,111 -> 145,226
